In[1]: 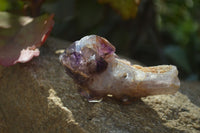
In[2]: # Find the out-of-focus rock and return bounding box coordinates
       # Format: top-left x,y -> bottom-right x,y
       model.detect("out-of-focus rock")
0,37 -> 199,133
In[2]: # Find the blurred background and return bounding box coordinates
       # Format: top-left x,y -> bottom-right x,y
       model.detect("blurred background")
0,0 -> 200,80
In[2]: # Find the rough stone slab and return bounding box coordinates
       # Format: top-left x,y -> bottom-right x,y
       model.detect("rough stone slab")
0,37 -> 200,133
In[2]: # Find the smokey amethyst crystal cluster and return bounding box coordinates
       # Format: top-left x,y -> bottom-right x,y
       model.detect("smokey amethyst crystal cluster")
60,35 -> 115,85
60,35 -> 180,102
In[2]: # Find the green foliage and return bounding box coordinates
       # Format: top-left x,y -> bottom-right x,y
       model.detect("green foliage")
98,0 -> 139,19
157,0 -> 199,46
157,0 -> 200,80
0,0 -> 10,11
0,0 -> 24,12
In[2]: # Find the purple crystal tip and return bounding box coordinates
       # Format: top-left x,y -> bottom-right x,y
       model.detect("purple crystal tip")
60,35 -> 115,82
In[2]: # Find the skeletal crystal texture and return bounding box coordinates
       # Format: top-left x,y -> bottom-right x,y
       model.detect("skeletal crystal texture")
60,35 -> 180,102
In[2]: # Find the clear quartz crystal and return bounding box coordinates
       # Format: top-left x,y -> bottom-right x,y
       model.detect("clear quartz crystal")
60,35 -> 180,102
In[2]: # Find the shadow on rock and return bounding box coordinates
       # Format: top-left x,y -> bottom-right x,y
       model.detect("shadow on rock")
59,92 -> 184,133
0,63 -> 85,133
179,82 -> 200,107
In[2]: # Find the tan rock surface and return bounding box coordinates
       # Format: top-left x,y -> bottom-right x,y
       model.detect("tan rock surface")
0,37 -> 200,133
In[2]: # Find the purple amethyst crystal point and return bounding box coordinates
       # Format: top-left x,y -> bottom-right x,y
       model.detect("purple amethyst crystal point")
95,35 -> 115,57
60,35 -> 114,84
72,35 -> 115,57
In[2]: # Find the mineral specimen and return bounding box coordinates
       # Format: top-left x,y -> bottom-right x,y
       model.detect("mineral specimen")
60,35 -> 180,102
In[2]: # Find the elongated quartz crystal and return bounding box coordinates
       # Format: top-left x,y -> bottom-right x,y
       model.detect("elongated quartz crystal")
60,35 -> 180,102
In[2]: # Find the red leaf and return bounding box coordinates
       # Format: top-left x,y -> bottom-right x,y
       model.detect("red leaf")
0,13 -> 54,66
